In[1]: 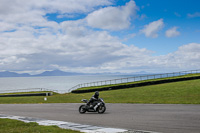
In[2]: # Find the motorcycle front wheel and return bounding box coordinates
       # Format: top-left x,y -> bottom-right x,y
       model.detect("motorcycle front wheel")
97,105 -> 106,114
79,105 -> 87,114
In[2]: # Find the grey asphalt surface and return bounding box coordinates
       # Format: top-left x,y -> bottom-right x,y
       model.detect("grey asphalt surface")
0,103 -> 200,133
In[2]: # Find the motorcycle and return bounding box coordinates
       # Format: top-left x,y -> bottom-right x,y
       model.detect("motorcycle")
79,98 -> 106,114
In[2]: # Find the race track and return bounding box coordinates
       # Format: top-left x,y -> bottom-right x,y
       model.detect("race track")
0,103 -> 200,133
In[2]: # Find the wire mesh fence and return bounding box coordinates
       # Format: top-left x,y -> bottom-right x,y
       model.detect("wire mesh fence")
1,69 -> 199,94
69,69 -> 200,92
0,88 -> 58,94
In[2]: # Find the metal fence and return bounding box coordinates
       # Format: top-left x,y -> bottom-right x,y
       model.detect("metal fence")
69,69 -> 200,92
0,88 -> 58,94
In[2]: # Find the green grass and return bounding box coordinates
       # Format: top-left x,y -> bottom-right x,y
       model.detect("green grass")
101,79 -> 200,104
0,118 -> 81,133
0,79 -> 200,104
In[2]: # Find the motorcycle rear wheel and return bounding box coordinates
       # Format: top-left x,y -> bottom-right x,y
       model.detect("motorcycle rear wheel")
79,105 -> 87,114
97,105 -> 106,114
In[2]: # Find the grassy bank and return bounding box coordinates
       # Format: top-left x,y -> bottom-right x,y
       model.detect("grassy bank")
0,118 -> 80,133
101,79 -> 200,104
0,79 -> 200,104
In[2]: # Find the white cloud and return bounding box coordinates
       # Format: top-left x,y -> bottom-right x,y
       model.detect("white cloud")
0,0 -> 199,74
165,27 -> 180,38
101,43 -> 200,73
175,43 -> 200,63
150,43 -> 200,71
0,18 -> 153,73
140,19 -> 164,38
0,22 -> 16,32
0,21 -> 199,73
187,12 -> 200,18
0,0 -> 112,28
86,0 -> 137,30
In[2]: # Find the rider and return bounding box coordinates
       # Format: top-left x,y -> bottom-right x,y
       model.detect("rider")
87,91 -> 99,109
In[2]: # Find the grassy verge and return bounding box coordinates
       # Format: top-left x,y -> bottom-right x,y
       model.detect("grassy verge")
0,79 -> 200,104
101,79 -> 200,104
0,118 -> 80,133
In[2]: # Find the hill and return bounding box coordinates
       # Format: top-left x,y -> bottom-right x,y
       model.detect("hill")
0,70 -> 84,77
0,71 -> 30,77
35,70 -> 84,76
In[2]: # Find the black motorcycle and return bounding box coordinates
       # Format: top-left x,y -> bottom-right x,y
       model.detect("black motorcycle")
79,98 -> 106,114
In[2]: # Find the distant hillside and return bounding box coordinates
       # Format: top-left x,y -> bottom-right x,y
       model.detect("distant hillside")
0,70 -> 86,77
0,71 -> 31,77
35,70 -> 84,76
0,70 -> 148,77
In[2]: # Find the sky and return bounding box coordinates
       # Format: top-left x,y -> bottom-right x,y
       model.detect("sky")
0,0 -> 200,74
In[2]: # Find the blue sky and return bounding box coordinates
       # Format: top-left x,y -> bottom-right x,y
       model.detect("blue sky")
127,0 -> 200,55
109,0 -> 200,55
47,0 -> 200,55
0,0 -> 199,74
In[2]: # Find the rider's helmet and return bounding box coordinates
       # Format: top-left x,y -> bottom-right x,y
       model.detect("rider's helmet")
94,91 -> 99,99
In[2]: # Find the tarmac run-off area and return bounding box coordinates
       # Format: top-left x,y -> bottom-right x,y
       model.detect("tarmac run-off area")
0,103 -> 200,133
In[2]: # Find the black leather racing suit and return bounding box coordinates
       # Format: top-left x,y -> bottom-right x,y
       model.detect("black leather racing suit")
87,94 -> 99,108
